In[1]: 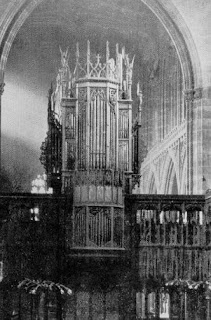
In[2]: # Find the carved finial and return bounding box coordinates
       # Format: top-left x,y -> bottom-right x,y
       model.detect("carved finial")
48,82 -> 53,99
87,40 -> 90,75
87,40 -> 90,57
122,47 -> 125,59
131,55 -> 135,67
116,43 -> 119,57
137,82 -> 140,96
137,82 -> 142,104
59,46 -> 69,68
76,42 -> 79,60
96,54 -> 101,64
137,82 -> 142,125
106,41 -> 110,62
125,54 -> 135,84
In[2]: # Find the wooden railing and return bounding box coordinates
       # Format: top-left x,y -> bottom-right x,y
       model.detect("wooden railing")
124,194 -> 211,319
125,194 -> 209,281
137,209 -> 211,281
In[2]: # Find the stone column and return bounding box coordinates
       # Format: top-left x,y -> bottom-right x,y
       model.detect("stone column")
137,86 -> 143,172
184,89 -> 194,195
200,86 -> 211,193
0,78 -> 5,170
185,87 -> 204,194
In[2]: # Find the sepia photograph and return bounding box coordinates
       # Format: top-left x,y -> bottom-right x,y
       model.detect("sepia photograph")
0,0 -> 211,318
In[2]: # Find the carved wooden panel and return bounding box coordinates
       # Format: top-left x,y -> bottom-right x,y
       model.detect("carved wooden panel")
65,108 -> 76,139
110,89 -> 117,169
136,208 -> 210,280
78,88 -> 87,169
119,110 -> 129,139
88,207 -> 111,247
89,88 -> 106,169
74,207 -> 86,247
118,141 -> 129,171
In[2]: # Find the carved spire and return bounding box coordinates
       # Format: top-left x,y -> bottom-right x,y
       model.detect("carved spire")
48,82 -> 53,99
137,82 -> 143,125
59,46 -> 69,69
106,41 -> 110,62
87,40 -> 90,76
72,42 -> 134,84
116,43 -> 119,57
76,42 -> 79,61
124,53 -> 135,99
106,41 -> 110,77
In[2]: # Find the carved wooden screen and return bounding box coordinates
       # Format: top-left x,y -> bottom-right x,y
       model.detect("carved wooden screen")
113,208 -> 124,247
89,88 -> 106,169
72,206 -> 124,248
88,207 -> 111,247
74,207 -> 86,247
66,289 -> 119,320
137,209 -> 207,280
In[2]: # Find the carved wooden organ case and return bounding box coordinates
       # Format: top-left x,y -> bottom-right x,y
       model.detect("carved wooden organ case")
50,42 -> 134,249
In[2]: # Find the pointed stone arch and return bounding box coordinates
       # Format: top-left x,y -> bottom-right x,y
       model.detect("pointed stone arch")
0,0 -> 203,191
164,159 -> 178,194
0,0 -> 202,87
148,173 -> 157,194
160,153 -> 178,194
179,152 -> 187,194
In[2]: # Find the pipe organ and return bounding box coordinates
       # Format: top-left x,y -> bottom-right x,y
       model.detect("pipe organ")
57,41 -> 134,173
37,44 -> 211,319
47,42 -> 134,250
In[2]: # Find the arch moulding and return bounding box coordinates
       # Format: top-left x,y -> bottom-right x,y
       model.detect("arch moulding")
0,0 -> 202,90
0,0 -> 203,193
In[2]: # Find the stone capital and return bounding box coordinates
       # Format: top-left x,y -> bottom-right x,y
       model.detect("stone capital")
194,87 -> 203,99
184,87 -> 203,101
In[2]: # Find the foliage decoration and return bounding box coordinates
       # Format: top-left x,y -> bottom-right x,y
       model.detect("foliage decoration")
165,279 -> 211,291
18,278 -> 72,296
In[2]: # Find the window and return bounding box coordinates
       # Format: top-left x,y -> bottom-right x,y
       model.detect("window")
30,207 -> 40,221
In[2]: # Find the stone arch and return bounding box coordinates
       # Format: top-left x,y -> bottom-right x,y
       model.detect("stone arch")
0,0 -> 202,194
168,147 -> 180,190
164,159 -> 178,194
0,0 -> 202,90
179,153 -> 187,194
0,0 -> 43,76
148,173 -> 157,194
160,152 -> 178,194
141,0 -> 202,88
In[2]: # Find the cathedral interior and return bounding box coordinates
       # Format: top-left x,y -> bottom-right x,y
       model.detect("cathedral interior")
0,0 -> 211,319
